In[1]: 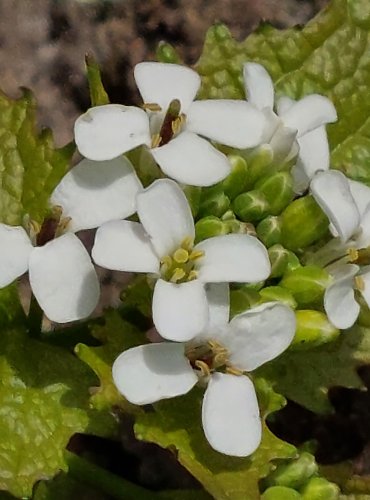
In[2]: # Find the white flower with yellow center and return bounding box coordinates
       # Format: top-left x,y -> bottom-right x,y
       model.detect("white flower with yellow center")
92,179 -> 271,342
112,284 -> 296,456
243,63 -> 337,193
75,62 -> 267,187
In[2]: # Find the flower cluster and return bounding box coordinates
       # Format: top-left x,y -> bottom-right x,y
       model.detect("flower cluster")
3,59 -> 366,458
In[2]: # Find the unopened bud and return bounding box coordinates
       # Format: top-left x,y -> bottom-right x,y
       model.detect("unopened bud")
265,452 -> 318,490
230,288 -> 261,317
256,172 -> 294,215
259,286 -> 297,309
292,310 -> 340,349
183,185 -> 201,217
256,216 -> 282,248
248,145 -> 274,185
262,486 -> 301,500
199,186 -> 230,218
268,244 -> 290,278
280,266 -> 330,306
301,477 -> 340,500
222,155 -> 250,199
195,216 -> 226,243
281,195 -> 328,251
233,190 -> 269,222
156,42 -> 181,63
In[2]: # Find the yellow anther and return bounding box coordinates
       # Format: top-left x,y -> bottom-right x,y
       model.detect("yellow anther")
189,249 -> 205,261
226,366 -> 244,376
187,270 -> 198,281
56,216 -> 72,236
181,236 -> 194,251
151,134 -> 162,148
142,102 -> 162,112
29,220 -> 41,235
355,275 -> 365,291
171,116 -> 182,135
173,248 -> 189,264
170,268 -> 186,283
348,247 -> 359,263
213,352 -> 228,367
195,360 -> 211,378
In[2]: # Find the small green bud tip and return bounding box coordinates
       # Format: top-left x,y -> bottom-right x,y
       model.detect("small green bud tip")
213,24 -> 231,41
233,190 -> 269,222
156,42 -> 180,64
292,310 -> 340,350
256,172 -> 294,215
280,266 -> 331,306
257,216 -> 282,247
268,244 -> 290,278
262,486 -> 301,500
195,216 -> 226,243
199,189 -> 230,218
266,452 -> 318,490
301,477 -> 340,500
222,155 -> 249,199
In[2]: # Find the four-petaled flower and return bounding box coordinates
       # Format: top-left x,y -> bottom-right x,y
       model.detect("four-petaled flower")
243,63 -> 337,193
112,283 -> 296,456
92,179 -> 271,341
75,62 -> 267,186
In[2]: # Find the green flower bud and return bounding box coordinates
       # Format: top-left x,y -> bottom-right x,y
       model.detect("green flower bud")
292,310 -> 340,350
262,486 -> 301,500
265,452 -> 318,490
259,286 -> 297,309
286,251 -> 301,272
301,477 -> 340,500
256,172 -> 294,215
195,216 -> 226,243
156,42 -> 181,63
269,244 -> 290,278
233,190 -> 269,222
199,186 -> 230,218
257,216 -> 282,248
281,195 -> 328,251
280,266 -> 331,306
248,145 -> 274,185
222,155 -> 250,199
230,288 -> 261,317
183,185 -> 201,217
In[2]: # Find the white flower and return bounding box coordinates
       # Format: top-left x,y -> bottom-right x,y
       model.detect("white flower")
92,179 -> 271,341
243,63 -> 337,193
75,62 -> 267,187
112,283 -> 296,457
324,263 -> 370,329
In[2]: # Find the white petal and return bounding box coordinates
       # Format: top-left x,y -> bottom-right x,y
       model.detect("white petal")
152,132 -> 230,187
195,234 -> 271,284
205,283 -> 230,331
134,62 -> 200,113
137,178 -> 195,257
295,126 -> 330,184
260,108 -> 281,143
74,104 -> 151,161
92,220 -> 159,273
202,373 -> 261,457
0,224 -> 33,287
280,94 -> 337,137
242,63 -> 274,111
310,170 -> 360,242
153,279 -> 208,342
187,100 -> 265,149
51,157 -> 142,232
355,205 -> 370,248
269,125 -> 297,163
360,268 -> 370,308
349,180 -> 370,218
292,163 -> 311,194
29,233 -> 99,323
226,302 -> 296,371
324,268 -> 360,329
112,343 -> 197,405
276,96 -> 295,115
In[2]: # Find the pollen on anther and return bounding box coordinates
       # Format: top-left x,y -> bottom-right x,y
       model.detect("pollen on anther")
173,248 -> 189,264
355,275 -> 365,291
170,268 -> 186,283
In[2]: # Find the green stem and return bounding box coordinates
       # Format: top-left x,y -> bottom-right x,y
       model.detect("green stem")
28,294 -> 43,339
65,450 -> 164,500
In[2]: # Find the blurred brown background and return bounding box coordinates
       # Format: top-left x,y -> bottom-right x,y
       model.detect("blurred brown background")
0,0 -> 328,145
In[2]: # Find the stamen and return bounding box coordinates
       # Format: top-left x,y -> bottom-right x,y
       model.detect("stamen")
355,275 -> 365,291
56,216 -> 72,237
158,99 -> 181,146
142,102 -> 162,112
195,360 -> 211,378
151,134 -> 162,148
213,352 -> 228,367
226,367 -> 244,376
189,249 -> 205,261
187,270 -> 198,281
173,248 -> 189,264
181,236 -> 194,251
170,268 -> 186,283
347,247 -> 359,262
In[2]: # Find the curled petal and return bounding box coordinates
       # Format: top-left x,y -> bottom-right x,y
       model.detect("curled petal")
152,279 -> 208,342
151,132 -> 231,187
187,100 -> 265,149
280,94 -> 337,137
92,220 -> 159,273
51,157 -> 142,232
227,302 -> 296,371
29,233 -> 99,323
243,62 -> 274,111
349,180 -> 370,218
310,170 -> 360,242
74,104 -> 151,161
202,373 -> 261,457
0,224 -> 33,287
195,234 -> 271,284
134,62 -> 200,113
137,179 -> 195,257
112,343 -> 197,405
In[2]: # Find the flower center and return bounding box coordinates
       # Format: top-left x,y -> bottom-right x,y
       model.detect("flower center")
26,206 -> 71,247
144,99 -> 186,148
185,340 -> 243,378
160,236 -> 204,284
348,247 -> 370,266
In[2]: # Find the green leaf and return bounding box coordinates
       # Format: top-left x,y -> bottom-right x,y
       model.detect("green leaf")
75,311 -> 146,413
0,89 -> 73,225
0,327 -> 113,498
196,0 -> 370,183
135,382 -> 296,500
258,325 -> 370,414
